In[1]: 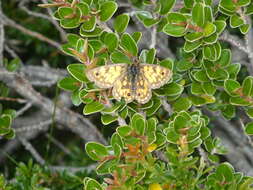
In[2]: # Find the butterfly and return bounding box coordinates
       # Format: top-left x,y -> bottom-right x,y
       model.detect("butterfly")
86,63 -> 172,104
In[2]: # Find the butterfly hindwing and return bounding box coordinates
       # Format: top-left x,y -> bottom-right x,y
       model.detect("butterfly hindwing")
112,74 -> 134,103
134,73 -> 152,104
140,64 -> 172,89
86,64 -> 127,88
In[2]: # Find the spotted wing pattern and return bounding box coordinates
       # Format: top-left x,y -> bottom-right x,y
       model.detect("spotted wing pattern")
112,74 -> 134,103
86,64 -> 127,88
140,64 -> 172,89
134,73 -> 152,104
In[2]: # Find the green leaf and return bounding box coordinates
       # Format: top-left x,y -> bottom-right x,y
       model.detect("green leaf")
135,11 -> 159,27
240,24 -> 250,34
7,58 -> 21,72
239,177 -> 253,190
99,1 -> 117,22
185,32 -> 203,42
217,49 -> 231,67
57,77 -> 80,91
84,178 -> 103,190
202,82 -> 216,95
146,118 -> 157,144
191,82 -> 205,95
131,32 -> 142,43
167,12 -> 187,23
146,48 -> 156,64
114,14 -> 130,33
71,89 -> 82,106
111,133 -> 123,150
146,99 -> 161,116
230,96 -> 251,106
140,49 -> 156,64
101,114 -> 118,125
214,20 -> 226,34
85,142 -> 108,161
120,33 -> 138,56
3,109 -> 16,119
160,59 -> 174,70
102,103 -> 122,114
110,50 -> 131,64
192,3 -> 205,27
4,128 -> 15,139
81,16 -> 96,32
237,0 -> 251,6
67,64 -> 89,83
204,22 -> 216,37
184,40 -> 202,52
117,126 -> 132,137
83,101 -> 105,115
166,126 -> 180,144
0,115 -> 11,135
131,113 -> 145,135
224,79 -> 241,96
76,2 -> 89,16
60,7 -> 81,29
219,0 -> 236,13
163,83 -> 184,96
79,89 -> 93,104
163,23 -> 186,37
205,6 -> 213,23
104,33 -> 119,52
184,0 -> 194,8
80,27 -> 103,37
189,96 -> 206,106
176,60 -> 193,71
246,107 -> 253,118
246,3 -> 253,15
160,0 -> 176,15
216,162 -> 234,182
203,33 -> 218,44
193,70 -> 210,82
174,113 -> 190,133
173,97 -> 192,112
230,14 -> 244,28
58,7 -> 74,18
242,76 -> 253,97
221,105 -> 235,119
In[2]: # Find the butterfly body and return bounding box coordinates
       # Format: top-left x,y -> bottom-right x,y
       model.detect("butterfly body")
86,63 -> 172,104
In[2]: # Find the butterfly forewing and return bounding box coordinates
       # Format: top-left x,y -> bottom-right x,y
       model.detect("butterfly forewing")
86,64 -> 127,88
112,74 -> 134,103
134,73 -> 152,104
140,64 -> 172,89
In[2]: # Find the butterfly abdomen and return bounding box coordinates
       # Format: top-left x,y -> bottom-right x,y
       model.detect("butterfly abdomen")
127,64 -> 140,91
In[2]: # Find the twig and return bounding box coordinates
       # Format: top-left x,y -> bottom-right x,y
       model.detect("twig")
16,102 -> 32,117
220,31 -> 249,55
49,164 -> 97,173
45,134 -> 71,155
0,69 -> 107,144
0,13 -> 61,49
149,26 -> 157,49
15,119 -> 51,133
41,0 -> 67,41
19,137 -> 46,165
19,0 -> 51,20
0,96 -> 27,103
161,97 -> 173,115
244,16 -> 253,75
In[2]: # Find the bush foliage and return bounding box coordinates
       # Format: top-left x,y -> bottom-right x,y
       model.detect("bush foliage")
1,0 -> 253,189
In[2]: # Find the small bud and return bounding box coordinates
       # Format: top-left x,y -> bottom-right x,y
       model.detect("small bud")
149,183 -> 163,190
147,144 -> 157,152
